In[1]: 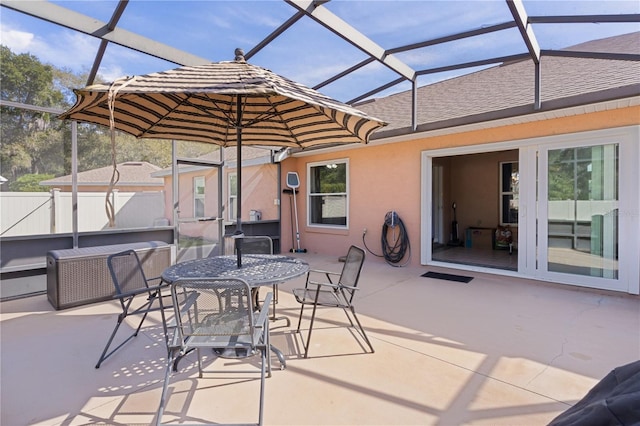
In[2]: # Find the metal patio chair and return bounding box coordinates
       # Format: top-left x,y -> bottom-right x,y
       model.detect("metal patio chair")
156,277 -> 271,426
96,249 -> 172,368
292,245 -> 374,358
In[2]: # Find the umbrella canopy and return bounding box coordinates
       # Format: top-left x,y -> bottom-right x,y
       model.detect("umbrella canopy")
59,50 -> 385,148
59,49 -> 386,266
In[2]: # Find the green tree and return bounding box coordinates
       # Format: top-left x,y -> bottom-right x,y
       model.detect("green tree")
52,66 -> 92,105
548,149 -> 575,200
318,163 -> 346,193
8,174 -> 54,192
1,45 -> 218,190
1,45 -> 67,182
0,45 -> 62,106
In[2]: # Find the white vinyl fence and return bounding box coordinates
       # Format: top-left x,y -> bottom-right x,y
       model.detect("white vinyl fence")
1,189 -> 166,237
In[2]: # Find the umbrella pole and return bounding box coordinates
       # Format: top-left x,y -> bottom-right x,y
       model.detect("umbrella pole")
235,95 -> 243,268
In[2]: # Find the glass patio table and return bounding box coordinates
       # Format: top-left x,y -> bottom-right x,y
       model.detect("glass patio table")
161,254 -> 309,368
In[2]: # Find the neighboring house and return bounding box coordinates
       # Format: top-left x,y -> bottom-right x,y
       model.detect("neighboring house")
35,161 -> 166,231
151,146 -> 279,248
276,32 -> 640,295
40,161 -> 165,192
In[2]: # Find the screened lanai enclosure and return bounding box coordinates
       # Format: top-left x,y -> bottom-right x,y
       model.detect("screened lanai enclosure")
1,0 -> 639,299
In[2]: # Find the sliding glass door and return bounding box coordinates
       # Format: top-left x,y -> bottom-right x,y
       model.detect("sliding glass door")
424,126 -> 638,294
538,141 -> 621,286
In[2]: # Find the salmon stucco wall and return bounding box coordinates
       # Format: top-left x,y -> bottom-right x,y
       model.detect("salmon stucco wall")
279,106 -> 640,265
161,163 -> 280,230
281,142 -> 422,258
162,168 -> 220,241
227,163 -> 280,222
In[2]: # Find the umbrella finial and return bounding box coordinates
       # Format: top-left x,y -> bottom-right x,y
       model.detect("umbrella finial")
234,48 -> 245,62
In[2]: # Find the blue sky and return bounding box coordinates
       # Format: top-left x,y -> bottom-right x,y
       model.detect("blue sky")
1,0 -> 639,102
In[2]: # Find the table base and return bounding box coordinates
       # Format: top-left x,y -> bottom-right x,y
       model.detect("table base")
213,346 -> 286,369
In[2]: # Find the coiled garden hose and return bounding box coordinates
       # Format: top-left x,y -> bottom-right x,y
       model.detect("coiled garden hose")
362,211 -> 411,267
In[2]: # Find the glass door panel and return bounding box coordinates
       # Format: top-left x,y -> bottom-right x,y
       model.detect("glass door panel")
172,142 -> 224,262
176,162 -> 222,261
546,144 -> 618,278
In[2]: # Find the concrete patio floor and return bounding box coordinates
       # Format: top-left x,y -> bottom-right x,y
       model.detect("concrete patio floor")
2,253 -> 639,425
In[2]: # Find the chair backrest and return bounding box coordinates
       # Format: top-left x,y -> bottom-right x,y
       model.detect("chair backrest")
239,236 -> 274,255
107,250 -> 150,298
338,245 -> 365,302
171,278 -> 257,347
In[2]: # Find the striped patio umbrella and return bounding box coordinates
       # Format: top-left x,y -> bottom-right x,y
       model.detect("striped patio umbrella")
60,49 -> 386,266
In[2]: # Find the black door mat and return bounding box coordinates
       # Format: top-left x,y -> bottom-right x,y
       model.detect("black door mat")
421,271 -> 473,283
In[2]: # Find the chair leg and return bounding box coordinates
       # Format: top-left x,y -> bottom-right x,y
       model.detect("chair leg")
302,301 -> 320,358
341,306 -> 356,328
296,301 -> 373,358
153,291 -> 169,349
349,307 -> 375,353
95,314 -> 126,368
133,311 -> 150,335
296,302 -> 305,332
258,346 -> 267,426
95,295 -> 164,368
156,348 -> 176,426
265,318 -> 272,377
132,294 -> 157,335
196,348 -> 203,378
159,301 -> 170,351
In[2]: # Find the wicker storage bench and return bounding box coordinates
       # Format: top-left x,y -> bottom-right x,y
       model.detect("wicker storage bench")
46,241 -> 171,310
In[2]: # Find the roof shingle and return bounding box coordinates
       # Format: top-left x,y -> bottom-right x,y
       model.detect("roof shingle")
356,32 -> 640,136
40,161 -> 164,186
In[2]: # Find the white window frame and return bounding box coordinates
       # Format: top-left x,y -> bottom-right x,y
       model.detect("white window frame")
307,158 -> 349,229
537,138 -> 625,291
193,176 -> 205,218
499,161 -> 519,226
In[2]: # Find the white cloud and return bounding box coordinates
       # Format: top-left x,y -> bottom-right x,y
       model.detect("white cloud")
1,28 -> 35,52
40,32 -> 98,70
1,23 -> 97,72
98,64 -> 126,82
